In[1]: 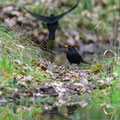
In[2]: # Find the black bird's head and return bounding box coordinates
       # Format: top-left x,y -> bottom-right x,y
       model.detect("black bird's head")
64,45 -> 75,51
50,14 -> 55,17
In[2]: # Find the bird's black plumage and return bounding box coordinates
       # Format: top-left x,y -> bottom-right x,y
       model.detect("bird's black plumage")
65,45 -> 88,65
23,0 -> 79,40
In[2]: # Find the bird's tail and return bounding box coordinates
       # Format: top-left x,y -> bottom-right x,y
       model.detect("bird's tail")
49,33 -> 55,40
82,60 -> 89,64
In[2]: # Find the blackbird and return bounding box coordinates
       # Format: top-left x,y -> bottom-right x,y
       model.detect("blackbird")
64,45 -> 88,65
23,0 -> 79,40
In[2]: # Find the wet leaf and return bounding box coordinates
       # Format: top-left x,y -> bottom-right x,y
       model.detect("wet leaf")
41,66 -> 47,71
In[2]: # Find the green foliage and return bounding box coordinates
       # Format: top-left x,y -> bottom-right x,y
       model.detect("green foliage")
0,106 -> 42,120
0,25 -> 45,61
90,63 -> 103,73
0,0 -> 120,119
90,58 -> 120,119
82,0 -> 93,12
0,25 -> 55,118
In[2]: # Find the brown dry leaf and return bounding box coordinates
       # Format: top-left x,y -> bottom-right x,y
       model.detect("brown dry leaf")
64,113 -> 68,116
99,85 -> 108,89
34,60 -> 40,67
103,49 -> 114,57
35,114 -> 44,120
41,66 -> 47,71
0,17 -> 3,21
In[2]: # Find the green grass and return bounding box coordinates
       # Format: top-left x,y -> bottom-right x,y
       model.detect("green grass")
1,24 -> 120,119
0,0 -> 120,119
0,24 -> 47,80
0,25 -> 56,119
89,56 -> 120,119
0,25 -> 43,60
0,106 -> 43,120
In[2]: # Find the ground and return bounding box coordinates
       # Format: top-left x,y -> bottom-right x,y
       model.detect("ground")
0,0 -> 120,119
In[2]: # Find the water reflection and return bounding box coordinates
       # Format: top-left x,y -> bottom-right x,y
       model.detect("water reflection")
41,105 -> 111,120
42,107 -> 72,120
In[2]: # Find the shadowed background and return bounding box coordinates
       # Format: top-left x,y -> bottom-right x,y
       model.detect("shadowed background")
0,0 -> 119,65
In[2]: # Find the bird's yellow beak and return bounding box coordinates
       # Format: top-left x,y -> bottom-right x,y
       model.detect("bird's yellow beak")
64,45 -> 68,48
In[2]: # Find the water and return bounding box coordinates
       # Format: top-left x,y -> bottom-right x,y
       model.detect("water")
40,105 -> 111,120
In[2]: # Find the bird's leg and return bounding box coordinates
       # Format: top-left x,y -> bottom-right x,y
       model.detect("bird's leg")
79,70 -> 81,77
77,63 -> 80,70
77,64 -> 81,77
67,66 -> 69,69
67,63 -> 71,69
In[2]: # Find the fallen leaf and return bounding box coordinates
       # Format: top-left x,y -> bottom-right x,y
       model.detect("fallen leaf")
34,60 -> 40,67
41,66 -> 47,71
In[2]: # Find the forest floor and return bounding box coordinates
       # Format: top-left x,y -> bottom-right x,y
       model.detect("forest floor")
0,1 -> 120,119
0,24 -> 120,119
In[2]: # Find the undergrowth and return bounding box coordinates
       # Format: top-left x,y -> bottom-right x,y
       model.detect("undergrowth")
0,24 -> 54,119
89,55 -> 120,120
